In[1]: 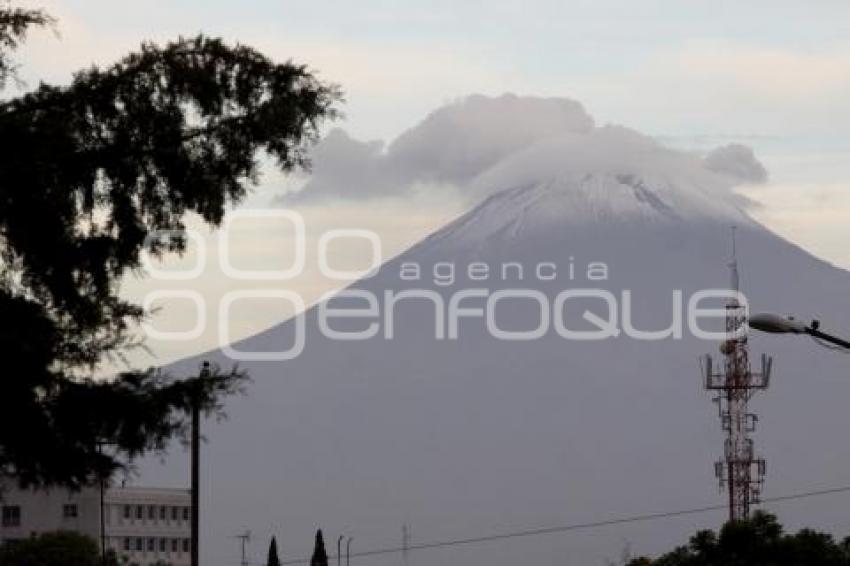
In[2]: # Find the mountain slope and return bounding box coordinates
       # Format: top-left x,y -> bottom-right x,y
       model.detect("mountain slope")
143,130 -> 850,566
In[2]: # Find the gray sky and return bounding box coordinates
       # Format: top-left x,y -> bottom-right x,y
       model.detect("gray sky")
14,0 -> 850,369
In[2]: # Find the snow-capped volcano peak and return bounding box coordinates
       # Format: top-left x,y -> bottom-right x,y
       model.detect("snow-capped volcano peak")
470,126 -> 752,220
412,128 -> 755,255
278,95 -> 766,214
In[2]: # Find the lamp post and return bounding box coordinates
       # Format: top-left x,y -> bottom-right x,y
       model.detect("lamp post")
749,313 -> 850,350
337,535 -> 344,566
346,537 -> 353,566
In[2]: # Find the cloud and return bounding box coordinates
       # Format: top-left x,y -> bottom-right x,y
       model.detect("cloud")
465,125 -> 762,217
468,125 -> 691,191
278,93 -> 766,207
287,129 -> 388,200
703,143 -> 768,184
384,94 -> 594,184
278,93 -> 594,203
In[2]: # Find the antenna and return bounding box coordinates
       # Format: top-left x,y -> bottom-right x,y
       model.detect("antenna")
232,530 -> 251,566
729,226 -> 740,295
701,232 -> 772,522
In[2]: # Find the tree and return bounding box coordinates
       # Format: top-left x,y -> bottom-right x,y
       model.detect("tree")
629,512 -> 850,566
0,2 -> 53,88
310,530 -> 328,566
0,531 -> 100,566
268,536 -> 282,566
0,3 -> 340,487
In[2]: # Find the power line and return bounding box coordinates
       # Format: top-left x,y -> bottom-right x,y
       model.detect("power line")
272,484 -> 850,565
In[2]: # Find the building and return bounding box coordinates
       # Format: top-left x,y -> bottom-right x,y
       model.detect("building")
1,484 -> 191,566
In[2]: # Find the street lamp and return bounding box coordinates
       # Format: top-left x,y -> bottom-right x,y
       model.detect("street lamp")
749,313 -> 850,350
346,537 -> 353,566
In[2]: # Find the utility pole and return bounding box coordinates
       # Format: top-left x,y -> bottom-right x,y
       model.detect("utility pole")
99,471 -> 106,561
191,361 -> 210,566
98,444 -> 106,563
233,530 -> 251,566
95,440 -> 114,565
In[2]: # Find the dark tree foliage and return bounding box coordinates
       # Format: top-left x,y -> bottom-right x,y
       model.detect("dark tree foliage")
0,530 -> 101,566
310,530 -> 328,566
627,512 -> 850,566
0,2 -> 53,87
268,536 -> 282,566
0,5 -> 340,487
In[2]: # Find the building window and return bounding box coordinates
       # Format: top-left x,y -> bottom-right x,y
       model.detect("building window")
123,505 -> 131,520
171,539 -> 179,553
183,507 -> 190,521
135,538 -> 143,551
135,505 -> 143,520
159,506 -> 167,521
148,505 -> 156,520
147,537 -> 155,552
1,506 -> 21,527
159,538 -> 167,552
123,538 -> 131,552
171,506 -> 178,521
62,504 -> 78,519
183,539 -> 190,553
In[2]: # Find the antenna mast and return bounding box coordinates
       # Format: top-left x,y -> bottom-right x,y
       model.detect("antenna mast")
701,228 -> 772,522
233,530 -> 251,566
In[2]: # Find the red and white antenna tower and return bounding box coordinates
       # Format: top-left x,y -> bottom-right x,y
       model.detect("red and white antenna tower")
701,228 -> 773,522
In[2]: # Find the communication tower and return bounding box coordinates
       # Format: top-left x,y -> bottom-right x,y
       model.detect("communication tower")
701,230 -> 772,521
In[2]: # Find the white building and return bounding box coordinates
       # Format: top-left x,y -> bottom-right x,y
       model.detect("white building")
1,484 -> 192,566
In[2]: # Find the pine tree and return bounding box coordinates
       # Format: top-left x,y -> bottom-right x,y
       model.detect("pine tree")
267,537 -> 281,566
310,530 -> 328,566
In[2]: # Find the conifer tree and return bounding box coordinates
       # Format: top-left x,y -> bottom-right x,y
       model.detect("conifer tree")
267,536 -> 282,566
310,530 -> 328,566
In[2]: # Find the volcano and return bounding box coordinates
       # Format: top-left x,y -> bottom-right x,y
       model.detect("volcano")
142,107 -> 850,566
